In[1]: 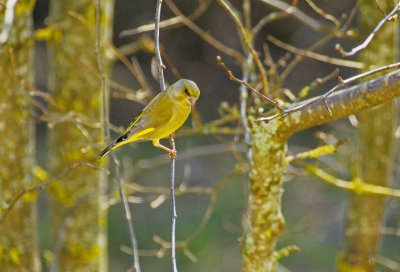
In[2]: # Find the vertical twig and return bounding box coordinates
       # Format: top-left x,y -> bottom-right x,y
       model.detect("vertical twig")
169,135 -> 178,272
154,1 -> 178,271
216,0 -> 269,94
155,0 -> 165,91
240,57 -> 252,157
96,1 -> 141,271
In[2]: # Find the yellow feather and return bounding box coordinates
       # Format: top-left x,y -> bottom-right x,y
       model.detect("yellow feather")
98,79 -> 200,159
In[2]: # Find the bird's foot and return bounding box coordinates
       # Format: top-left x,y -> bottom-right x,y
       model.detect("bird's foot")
168,149 -> 177,159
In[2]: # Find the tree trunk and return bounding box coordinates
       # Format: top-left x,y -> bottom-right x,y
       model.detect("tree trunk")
47,0 -> 113,270
242,117 -> 286,271
0,0 -> 40,271
337,1 -> 398,271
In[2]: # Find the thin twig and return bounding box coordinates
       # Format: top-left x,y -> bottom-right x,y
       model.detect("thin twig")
133,142 -> 246,172
122,165 -> 246,262
258,0 -> 330,32
297,68 -> 339,99
0,163 -> 109,224
256,62 -> 400,123
252,11 -> 290,37
377,256 -> 400,271
50,193 -> 96,272
164,0 -> 245,64
107,42 -> 154,99
375,0 -> 387,16
304,0 -> 340,28
169,135 -> 178,272
297,161 -> 400,198
216,0 -> 269,93
278,33 -> 335,86
154,1 -> 178,271
336,0 -> 400,56
268,35 -> 366,69
155,0 -> 166,91
240,56 -> 252,147
95,1 -> 141,271
217,56 -> 283,112
120,0 -> 212,37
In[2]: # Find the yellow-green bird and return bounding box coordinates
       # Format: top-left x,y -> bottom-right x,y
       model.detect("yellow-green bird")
99,79 -> 200,159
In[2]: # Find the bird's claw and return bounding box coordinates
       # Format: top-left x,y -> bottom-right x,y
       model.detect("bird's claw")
168,150 -> 177,159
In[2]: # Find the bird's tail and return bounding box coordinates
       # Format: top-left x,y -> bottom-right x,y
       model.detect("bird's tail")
98,133 -> 128,159
98,145 -> 112,159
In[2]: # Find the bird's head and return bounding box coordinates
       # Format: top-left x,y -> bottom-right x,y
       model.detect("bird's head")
170,79 -> 200,107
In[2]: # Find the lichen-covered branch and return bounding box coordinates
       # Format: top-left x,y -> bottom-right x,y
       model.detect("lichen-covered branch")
242,117 -> 286,271
277,69 -> 400,139
0,1 -> 39,270
47,0 -> 114,270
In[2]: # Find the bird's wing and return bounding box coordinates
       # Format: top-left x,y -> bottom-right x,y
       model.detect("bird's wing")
97,111 -> 151,159
119,91 -> 175,141
98,91 -> 176,159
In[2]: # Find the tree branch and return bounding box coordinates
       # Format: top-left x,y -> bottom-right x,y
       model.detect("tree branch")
277,69 -> 400,138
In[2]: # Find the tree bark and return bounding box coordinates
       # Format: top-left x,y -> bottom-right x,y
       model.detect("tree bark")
337,1 -> 398,271
0,0 -> 40,271
47,0 -> 113,271
242,17 -> 400,272
242,117 -> 286,271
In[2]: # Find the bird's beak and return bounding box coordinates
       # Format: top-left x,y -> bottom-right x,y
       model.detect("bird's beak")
187,97 -> 197,107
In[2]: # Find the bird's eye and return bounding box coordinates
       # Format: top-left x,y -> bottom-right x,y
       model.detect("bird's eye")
184,88 -> 190,96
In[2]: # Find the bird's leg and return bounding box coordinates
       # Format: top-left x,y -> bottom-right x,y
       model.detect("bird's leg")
152,140 -> 177,158
168,133 -> 177,159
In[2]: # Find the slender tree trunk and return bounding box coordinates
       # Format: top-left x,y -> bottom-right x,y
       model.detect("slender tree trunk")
0,1 -> 40,271
47,0 -> 113,270
337,1 -> 398,271
242,117 -> 287,271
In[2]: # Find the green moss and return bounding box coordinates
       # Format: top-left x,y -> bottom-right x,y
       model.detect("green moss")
9,247 -> 21,264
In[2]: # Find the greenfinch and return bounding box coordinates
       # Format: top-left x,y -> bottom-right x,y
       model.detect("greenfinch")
99,79 -> 200,159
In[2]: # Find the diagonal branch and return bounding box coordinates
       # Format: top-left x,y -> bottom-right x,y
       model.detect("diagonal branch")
164,0 -> 245,64
258,0 -> 331,32
216,0 -> 269,93
267,35 -> 366,69
336,0 -> 400,56
120,0 -> 211,37
217,56 -> 283,112
95,1 -> 141,271
276,69 -> 400,138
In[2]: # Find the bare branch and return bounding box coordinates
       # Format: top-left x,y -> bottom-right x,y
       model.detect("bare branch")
107,43 -> 154,99
154,1 -> 178,271
298,162 -> 400,198
120,0 -> 211,37
164,0 -> 245,64
258,0 -> 331,32
273,66 -> 400,138
268,35 -> 366,69
217,56 -> 283,112
304,0 -> 340,28
252,11 -> 290,37
278,34 -> 334,85
216,0 -> 269,93
336,0 -> 400,56
297,68 -> 339,99
0,163 -> 109,224
96,1 -> 141,271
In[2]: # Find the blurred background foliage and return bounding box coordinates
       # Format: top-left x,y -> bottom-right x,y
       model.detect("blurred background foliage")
2,0 -> 399,271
